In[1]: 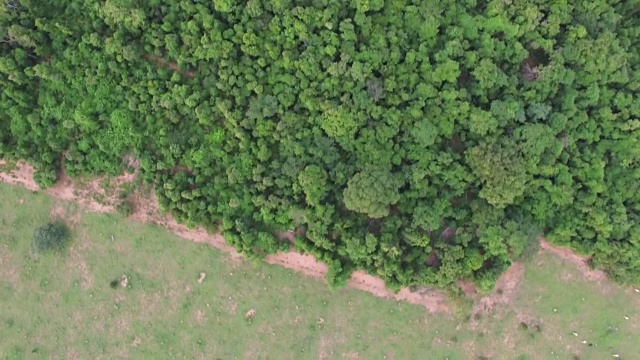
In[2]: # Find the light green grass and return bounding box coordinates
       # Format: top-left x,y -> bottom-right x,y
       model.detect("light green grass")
0,183 -> 639,359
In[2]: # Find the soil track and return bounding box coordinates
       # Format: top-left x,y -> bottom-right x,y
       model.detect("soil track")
0,160 -> 450,313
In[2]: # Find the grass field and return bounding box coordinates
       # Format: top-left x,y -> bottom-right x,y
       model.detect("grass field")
1,182 -> 639,359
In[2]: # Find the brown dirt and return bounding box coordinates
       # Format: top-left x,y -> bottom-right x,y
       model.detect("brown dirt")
49,203 -> 82,228
0,160 -> 131,214
539,238 -> 608,282
457,280 -> 478,298
426,251 -> 438,267
473,263 -> 525,315
0,160 -> 40,191
144,54 -> 195,77
265,251 -> 328,280
349,271 -> 451,314
276,227 -> 304,244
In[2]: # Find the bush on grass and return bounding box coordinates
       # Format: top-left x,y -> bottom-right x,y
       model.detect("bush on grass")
31,223 -> 69,254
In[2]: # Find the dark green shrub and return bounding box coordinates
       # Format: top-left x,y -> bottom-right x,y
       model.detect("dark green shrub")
116,201 -> 134,217
31,223 -> 69,254
109,279 -> 119,289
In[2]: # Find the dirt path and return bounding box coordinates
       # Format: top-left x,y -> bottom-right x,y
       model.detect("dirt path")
0,160 -> 450,313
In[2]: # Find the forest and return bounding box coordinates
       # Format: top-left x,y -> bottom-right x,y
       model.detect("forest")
1,0 -> 640,290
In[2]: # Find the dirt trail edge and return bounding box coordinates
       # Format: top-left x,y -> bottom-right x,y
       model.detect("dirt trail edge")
0,160 -> 450,313
538,238 -> 608,282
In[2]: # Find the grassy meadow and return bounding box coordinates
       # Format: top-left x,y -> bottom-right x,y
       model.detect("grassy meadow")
0,183 -> 639,359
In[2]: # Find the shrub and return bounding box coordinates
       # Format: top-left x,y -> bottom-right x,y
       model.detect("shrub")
116,201 -> 134,217
31,223 -> 69,254
33,168 -> 58,189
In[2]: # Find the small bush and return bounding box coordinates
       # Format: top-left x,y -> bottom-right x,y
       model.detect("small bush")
116,201 -> 134,217
33,169 -> 57,189
32,223 -> 69,254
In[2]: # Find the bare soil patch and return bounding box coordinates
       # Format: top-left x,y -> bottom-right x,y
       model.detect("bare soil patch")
473,263 -> 525,315
349,271 -> 451,314
0,160 -> 133,214
0,160 -> 40,191
144,54 -> 195,77
276,227 -> 305,244
457,280 -> 478,298
265,251 -> 328,280
49,203 -> 82,228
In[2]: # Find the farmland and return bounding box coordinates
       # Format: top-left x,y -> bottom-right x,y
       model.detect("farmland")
1,182 -> 639,359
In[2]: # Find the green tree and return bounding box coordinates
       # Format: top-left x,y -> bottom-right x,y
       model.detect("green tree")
297,165 -> 328,207
343,167 -> 402,218
467,140 -> 528,208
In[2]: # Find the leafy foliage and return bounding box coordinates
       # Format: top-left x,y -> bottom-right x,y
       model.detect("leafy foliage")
2,0 -> 640,287
343,167 -> 401,219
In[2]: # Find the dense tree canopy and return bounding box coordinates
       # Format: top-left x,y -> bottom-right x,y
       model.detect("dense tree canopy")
2,0 -> 640,288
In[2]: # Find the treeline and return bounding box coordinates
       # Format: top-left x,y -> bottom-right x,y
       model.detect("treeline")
1,0 -> 640,289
